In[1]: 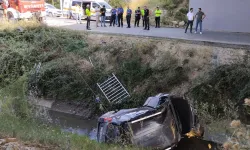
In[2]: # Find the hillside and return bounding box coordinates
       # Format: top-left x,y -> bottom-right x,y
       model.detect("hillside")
0,21 -> 250,149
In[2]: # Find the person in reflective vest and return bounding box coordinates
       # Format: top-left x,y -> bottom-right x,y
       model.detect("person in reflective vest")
155,6 -> 162,28
141,8 -> 145,27
86,4 -> 91,30
126,6 -> 132,28
75,4 -> 82,24
110,6 -> 117,27
134,7 -> 141,27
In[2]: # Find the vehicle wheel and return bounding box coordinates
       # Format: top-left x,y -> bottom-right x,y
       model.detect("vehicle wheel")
7,12 -> 14,21
49,12 -> 53,17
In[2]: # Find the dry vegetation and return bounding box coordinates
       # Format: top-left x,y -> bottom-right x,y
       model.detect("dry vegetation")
1,21 -> 250,149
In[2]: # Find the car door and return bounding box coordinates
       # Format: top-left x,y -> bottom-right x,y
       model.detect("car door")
128,104 -> 180,149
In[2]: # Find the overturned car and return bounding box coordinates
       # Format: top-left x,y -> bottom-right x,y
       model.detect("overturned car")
97,93 -> 204,149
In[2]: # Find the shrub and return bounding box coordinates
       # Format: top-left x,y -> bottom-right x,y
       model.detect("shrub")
174,11 -> 187,21
179,7 -> 188,14
189,64 -> 250,122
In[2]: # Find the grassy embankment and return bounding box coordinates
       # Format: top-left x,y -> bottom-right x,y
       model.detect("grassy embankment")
0,20 -> 250,149
0,21 -> 143,149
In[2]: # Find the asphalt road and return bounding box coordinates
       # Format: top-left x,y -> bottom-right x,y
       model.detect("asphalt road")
45,17 -> 250,46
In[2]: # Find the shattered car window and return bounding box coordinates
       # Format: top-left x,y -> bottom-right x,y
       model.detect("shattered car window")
97,123 -> 105,142
143,97 -> 160,108
105,124 -> 121,143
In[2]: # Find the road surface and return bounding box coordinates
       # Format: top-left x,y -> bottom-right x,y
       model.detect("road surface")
45,17 -> 250,46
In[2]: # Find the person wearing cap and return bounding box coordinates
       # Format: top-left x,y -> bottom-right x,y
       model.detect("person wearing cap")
140,8 -> 145,27
126,6 -> 132,28
117,6 -> 124,27
134,7 -> 141,27
100,5 -> 106,27
155,6 -> 162,28
86,4 -> 91,30
75,4 -> 82,24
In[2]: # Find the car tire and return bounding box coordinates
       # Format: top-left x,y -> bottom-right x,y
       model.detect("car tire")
7,11 -> 17,22
49,12 -> 53,17
7,11 -> 14,20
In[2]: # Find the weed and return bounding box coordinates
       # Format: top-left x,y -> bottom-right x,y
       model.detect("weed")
189,64 -> 250,123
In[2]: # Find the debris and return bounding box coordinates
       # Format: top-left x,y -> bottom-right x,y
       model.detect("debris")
0,139 -> 6,145
244,98 -> 250,106
171,21 -> 178,27
236,131 -> 244,138
232,143 -> 240,150
5,138 -> 17,143
186,129 -> 199,138
178,21 -> 185,27
223,141 -> 233,150
230,120 -> 241,128
17,26 -> 24,32
208,143 -> 212,149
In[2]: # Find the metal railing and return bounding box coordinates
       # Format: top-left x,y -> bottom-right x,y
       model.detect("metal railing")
97,73 -> 130,104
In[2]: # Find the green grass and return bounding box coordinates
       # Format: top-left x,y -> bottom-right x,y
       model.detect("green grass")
0,114 -> 145,150
0,74 -> 142,150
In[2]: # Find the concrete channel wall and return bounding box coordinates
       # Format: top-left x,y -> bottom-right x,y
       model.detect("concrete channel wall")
189,0 -> 250,33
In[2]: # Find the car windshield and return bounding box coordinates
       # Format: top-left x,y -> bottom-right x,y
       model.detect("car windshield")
47,5 -> 56,9
143,97 -> 160,108
72,1 -> 81,6
98,2 -> 111,9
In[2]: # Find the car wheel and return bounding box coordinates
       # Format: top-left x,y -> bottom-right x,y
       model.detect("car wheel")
49,12 -> 53,17
7,12 -> 14,20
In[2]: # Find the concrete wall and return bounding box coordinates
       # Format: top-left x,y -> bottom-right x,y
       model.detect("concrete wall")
189,0 -> 250,33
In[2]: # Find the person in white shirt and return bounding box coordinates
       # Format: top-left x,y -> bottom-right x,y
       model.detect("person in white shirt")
185,8 -> 195,33
95,5 -> 100,27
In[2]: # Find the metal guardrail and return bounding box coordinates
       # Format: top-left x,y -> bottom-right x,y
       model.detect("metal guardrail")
97,73 -> 130,104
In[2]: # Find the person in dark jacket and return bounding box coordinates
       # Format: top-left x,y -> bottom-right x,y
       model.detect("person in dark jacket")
144,6 -> 150,30
110,6 -> 117,27
126,6 -> 132,28
100,5 -> 106,27
134,7 -> 141,27
117,6 -> 124,27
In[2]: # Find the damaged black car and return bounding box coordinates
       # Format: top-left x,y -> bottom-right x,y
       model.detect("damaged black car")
97,93 -> 204,149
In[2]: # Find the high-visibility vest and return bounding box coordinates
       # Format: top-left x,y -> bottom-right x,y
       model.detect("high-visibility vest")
155,9 -> 162,17
141,9 -> 144,16
86,8 -> 91,16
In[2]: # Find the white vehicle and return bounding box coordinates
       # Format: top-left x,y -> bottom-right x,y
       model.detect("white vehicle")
45,3 -> 63,17
3,0 -> 46,20
63,0 -> 112,21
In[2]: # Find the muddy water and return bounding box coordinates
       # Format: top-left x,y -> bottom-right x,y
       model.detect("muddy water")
48,110 -> 98,140
48,110 -> 221,150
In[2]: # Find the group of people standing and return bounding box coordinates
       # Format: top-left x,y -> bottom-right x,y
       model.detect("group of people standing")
79,4 -> 206,34
93,5 -> 162,30
185,8 -> 206,34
